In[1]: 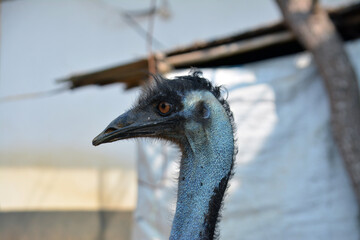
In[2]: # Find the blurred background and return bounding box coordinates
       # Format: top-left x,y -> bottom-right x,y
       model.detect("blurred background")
1,0 -> 360,240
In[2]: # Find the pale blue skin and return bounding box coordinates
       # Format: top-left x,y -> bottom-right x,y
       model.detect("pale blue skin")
170,91 -> 234,240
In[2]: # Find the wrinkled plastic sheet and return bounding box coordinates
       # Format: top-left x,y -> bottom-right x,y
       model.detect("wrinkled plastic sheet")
132,40 -> 360,240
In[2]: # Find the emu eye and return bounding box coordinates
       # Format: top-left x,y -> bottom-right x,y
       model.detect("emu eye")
157,101 -> 172,115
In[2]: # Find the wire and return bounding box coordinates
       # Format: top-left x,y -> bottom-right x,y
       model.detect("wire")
0,87 -> 68,103
147,0 -> 157,75
120,8 -> 165,50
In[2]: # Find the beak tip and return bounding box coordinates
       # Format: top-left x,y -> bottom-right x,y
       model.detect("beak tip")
92,135 -> 102,146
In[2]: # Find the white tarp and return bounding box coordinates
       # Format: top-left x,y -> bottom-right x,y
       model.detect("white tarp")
132,40 -> 360,240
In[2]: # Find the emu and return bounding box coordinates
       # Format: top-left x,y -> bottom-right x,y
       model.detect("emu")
93,71 -> 236,240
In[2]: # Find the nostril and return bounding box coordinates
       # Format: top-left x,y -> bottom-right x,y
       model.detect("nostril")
105,127 -> 117,134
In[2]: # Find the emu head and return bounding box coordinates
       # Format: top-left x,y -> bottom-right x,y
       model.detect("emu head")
93,71 -> 231,147
93,71 -> 235,240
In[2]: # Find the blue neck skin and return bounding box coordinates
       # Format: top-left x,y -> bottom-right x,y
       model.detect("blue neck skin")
170,91 -> 234,240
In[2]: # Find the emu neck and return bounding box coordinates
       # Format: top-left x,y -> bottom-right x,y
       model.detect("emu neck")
170,93 -> 234,240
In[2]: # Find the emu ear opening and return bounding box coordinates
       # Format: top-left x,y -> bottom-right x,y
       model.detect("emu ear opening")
196,101 -> 210,119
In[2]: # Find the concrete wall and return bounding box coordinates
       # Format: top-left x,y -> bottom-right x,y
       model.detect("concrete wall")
0,211 -> 132,240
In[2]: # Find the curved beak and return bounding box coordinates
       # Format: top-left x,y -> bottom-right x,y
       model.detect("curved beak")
92,110 -> 176,146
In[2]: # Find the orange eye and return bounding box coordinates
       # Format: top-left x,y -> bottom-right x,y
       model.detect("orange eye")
158,101 -> 171,115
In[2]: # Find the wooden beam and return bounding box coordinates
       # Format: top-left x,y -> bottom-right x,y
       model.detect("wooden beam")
166,32 -> 294,68
58,59 -> 149,89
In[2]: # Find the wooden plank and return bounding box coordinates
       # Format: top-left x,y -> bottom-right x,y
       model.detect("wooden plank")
166,32 -> 294,67
59,59 -> 148,89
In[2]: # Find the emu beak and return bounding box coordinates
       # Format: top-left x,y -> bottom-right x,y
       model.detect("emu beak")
92,110 -> 175,146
